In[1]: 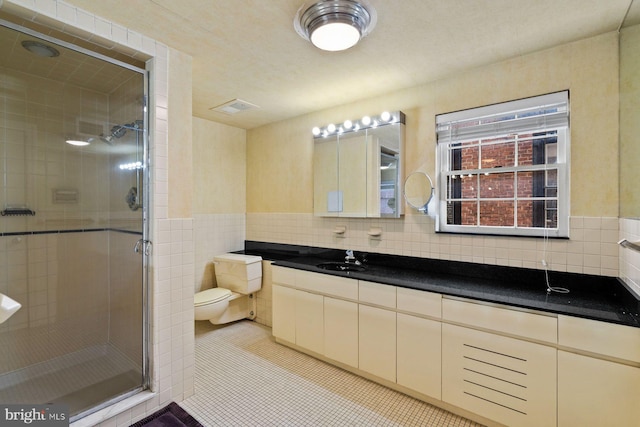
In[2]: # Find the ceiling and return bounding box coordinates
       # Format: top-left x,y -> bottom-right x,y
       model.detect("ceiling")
0,23 -> 139,94
58,0 -> 640,130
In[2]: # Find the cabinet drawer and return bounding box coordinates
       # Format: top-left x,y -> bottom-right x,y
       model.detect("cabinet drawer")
359,280 -> 396,308
397,287 -> 441,318
272,265 -> 296,286
558,315 -> 640,362
443,298 -> 557,343
297,270 -> 358,299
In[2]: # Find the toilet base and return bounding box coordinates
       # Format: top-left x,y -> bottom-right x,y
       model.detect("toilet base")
209,292 -> 256,325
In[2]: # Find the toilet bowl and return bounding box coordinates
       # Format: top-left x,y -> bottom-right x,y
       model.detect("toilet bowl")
194,287 -> 232,321
194,254 -> 262,325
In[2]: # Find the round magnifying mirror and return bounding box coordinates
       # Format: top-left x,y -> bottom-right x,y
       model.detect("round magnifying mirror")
404,172 -> 434,213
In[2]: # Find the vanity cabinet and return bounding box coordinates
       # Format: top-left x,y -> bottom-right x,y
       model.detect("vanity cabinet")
397,313 -> 441,399
272,284 -> 326,355
324,297 -> 358,368
358,281 -> 397,382
442,299 -> 558,427
272,284 -> 296,343
359,304 -> 396,382
272,266 -> 359,364
271,264 -> 640,427
558,351 -> 640,426
557,315 -> 640,427
396,287 -> 443,399
442,324 -> 556,427
295,290 -> 324,355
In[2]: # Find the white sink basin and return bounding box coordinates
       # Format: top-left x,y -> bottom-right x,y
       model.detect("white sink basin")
0,293 -> 21,324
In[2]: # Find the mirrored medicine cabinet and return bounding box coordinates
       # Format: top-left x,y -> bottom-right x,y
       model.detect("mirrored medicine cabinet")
313,111 -> 405,218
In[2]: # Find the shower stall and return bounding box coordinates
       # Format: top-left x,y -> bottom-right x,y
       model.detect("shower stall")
0,18 -> 149,421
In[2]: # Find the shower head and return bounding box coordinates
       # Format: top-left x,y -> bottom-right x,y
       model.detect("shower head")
100,135 -> 114,145
100,124 -> 128,145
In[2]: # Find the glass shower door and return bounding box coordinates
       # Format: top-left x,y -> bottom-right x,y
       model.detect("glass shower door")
0,18 -> 149,421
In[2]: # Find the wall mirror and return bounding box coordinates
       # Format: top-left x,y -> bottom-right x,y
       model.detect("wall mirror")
620,15 -> 640,218
313,111 -> 405,218
404,171 -> 434,214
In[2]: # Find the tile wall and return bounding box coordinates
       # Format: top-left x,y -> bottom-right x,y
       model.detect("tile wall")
620,218 -> 640,298
247,213 -> 620,276
0,1 -> 196,426
193,213 -> 245,292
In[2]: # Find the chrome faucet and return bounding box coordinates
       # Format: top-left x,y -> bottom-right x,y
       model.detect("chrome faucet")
345,250 -> 361,265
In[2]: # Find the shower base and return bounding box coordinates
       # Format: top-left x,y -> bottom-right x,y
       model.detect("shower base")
0,343 -> 142,416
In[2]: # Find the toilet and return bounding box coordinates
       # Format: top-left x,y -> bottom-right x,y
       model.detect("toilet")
194,253 -> 262,324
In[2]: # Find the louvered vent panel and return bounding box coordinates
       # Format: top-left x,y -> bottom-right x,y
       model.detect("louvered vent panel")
442,324 -> 557,427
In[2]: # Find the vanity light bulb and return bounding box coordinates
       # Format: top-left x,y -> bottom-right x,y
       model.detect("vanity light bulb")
380,111 -> 391,122
344,120 -> 353,129
361,116 -> 371,126
312,127 -> 321,136
327,123 -> 336,133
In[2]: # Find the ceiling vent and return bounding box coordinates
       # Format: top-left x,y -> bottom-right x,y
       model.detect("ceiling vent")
210,99 -> 260,115
76,118 -> 106,137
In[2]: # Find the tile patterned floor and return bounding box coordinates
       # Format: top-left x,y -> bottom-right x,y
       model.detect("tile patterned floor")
0,343 -> 141,415
181,320 -> 483,426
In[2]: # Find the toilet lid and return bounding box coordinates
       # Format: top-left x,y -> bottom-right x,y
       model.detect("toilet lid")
194,288 -> 232,307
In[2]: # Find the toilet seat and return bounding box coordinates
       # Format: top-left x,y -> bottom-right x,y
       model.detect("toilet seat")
194,288 -> 232,307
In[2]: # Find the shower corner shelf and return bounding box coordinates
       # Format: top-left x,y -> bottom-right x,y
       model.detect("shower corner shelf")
1,207 -> 36,216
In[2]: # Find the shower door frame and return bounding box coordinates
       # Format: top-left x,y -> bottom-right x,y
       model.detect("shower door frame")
0,18 -> 151,421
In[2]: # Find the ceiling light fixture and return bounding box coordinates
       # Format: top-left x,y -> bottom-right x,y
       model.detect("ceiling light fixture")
21,40 -> 60,57
312,111 -> 404,138
294,0 -> 377,52
65,138 -> 91,146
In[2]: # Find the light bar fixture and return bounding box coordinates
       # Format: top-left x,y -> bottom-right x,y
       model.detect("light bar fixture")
312,111 -> 405,138
294,0 -> 377,52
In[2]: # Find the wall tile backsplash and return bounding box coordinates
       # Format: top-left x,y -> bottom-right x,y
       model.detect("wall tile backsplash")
247,213 -> 620,278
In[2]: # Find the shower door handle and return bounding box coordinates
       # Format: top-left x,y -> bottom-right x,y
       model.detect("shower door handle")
134,239 -> 152,256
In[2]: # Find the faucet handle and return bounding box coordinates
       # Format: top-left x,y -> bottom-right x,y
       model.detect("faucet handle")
345,250 -> 356,263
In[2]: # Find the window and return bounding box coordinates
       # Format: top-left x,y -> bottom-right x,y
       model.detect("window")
436,91 -> 569,237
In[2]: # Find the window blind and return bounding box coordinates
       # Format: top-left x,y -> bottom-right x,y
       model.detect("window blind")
436,91 -> 569,144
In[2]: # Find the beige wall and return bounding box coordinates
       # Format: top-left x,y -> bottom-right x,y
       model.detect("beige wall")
247,32 -> 620,218
193,117 -> 247,214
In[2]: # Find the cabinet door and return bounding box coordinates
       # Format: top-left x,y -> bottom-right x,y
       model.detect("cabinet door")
295,290 -> 324,355
324,297 -> 358,368
558,350 -> 640,427
397,313 -> 441,399
359,304 -> 396,382
442,324 -> 556,427
272,284 -> 296,343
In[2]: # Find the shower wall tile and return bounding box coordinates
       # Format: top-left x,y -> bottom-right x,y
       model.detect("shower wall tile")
34,0 -> 56,17
1,2 -> 186,426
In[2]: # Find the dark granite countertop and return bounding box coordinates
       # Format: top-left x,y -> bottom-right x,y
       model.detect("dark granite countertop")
242,241 -> 640,328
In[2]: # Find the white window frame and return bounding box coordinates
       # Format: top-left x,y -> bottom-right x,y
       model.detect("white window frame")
435,91 -> 570,238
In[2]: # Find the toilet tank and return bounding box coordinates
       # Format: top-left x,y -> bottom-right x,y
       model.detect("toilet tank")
213,253 -> 263,294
